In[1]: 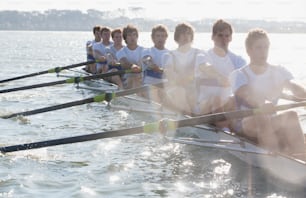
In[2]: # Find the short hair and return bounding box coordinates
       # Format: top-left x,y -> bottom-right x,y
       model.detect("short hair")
174,22 -> 194,42
101,26 -> 112,33
122,24 -> 139,41
212,19 -> 233,36
151,24 -> 169,38
92,25 -> 101,34
245,28 -> 269,49
111,28 -> 122,38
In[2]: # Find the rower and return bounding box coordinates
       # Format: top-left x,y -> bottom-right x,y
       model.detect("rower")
92,26 -> 113,74
116,24 -> 144,89
194,19 -> 246,130
104,28 -> 125,89
230,28 -> 306,161
140,24 -> 170,102
85,25 -> 102,74
162,22 -> 200,115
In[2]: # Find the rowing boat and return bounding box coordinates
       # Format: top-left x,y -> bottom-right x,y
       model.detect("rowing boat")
76,68 -> 306,189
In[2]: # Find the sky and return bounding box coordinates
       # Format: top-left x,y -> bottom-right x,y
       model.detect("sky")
0,0 -> 305,22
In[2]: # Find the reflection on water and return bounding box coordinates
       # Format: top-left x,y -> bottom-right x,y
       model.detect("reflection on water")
0,31 -> 306,197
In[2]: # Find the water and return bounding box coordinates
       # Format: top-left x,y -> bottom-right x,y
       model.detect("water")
0,31 -> 306,197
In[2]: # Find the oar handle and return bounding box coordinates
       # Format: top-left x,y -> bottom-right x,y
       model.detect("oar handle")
274,101 -> 306,111
81,69 -> 133,82
176,101 -> 306,128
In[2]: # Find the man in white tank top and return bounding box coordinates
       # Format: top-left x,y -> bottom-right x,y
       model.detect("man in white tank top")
92,26 -> 113,74
85,25 -> 101,74
163,22 -> 200,115
116,24 -> 143,89
195,19 -> 246,116
141,24 -> 169,85
230,28 -> 306,161
141,24 -> 169,102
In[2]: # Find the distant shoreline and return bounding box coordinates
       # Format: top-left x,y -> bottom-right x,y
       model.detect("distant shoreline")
1,10 -> 306,33
0,30 -> 305,34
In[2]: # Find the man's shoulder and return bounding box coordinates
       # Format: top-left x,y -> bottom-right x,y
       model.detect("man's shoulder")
136,45 -> 145,51
86,40 -> 92,46
227,51 -> 247,68
92,41 -> 102,49
227,51 -> 245,60
232,65 -> 248,75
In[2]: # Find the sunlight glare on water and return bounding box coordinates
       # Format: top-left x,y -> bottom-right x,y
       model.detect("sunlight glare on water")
0,31 -> 305,197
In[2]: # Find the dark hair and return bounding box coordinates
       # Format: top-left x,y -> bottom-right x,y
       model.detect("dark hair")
101,26 -> 112,33
122,24 -> 139,41
174,22 -> 194,42
151,24 -> 169,38
92,25 -> 101,34
111,28 -> 122,38
212,19 -> 233,36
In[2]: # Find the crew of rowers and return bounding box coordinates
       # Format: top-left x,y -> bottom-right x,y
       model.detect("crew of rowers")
86,19 -> 306,161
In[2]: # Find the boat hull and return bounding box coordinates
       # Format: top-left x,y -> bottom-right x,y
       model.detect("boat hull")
175,125 -> 306,188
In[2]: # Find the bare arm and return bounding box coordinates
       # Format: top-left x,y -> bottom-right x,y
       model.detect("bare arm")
142,55 -> 163,73
119,57 -> 142,72
284,80 -> 306,100
119,57 -> 132,69
199,63 -> 219,78
235,85 -> 266,108
93,50 -> 107,62
87,44 -> 94,56
199,63 -> 230,86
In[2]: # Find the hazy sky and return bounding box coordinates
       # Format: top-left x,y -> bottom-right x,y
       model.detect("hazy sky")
0,0 -> 305,21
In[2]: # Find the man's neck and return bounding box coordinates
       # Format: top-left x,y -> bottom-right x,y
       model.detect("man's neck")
249,62 -> 269,74
102,40 -> 111,46
178,43 -> 191,52
127,44 -> 138,50
154,45 -> 165,50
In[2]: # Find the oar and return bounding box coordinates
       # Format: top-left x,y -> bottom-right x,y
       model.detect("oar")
0,60 -> 96,84
0,69 -> 133,94
1,101 -> 305,153
0,82 -> 161,119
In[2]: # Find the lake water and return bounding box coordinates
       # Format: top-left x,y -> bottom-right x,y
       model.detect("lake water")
0,31 -> 306,197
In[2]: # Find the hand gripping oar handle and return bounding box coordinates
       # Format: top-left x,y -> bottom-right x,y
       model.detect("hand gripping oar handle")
0,101 -> 305,153
0,60 -> 96,84
0,69 -> 133,94
176,101 -> 306,127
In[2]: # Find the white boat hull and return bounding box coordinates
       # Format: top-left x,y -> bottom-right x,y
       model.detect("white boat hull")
174,125 -> 306,188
